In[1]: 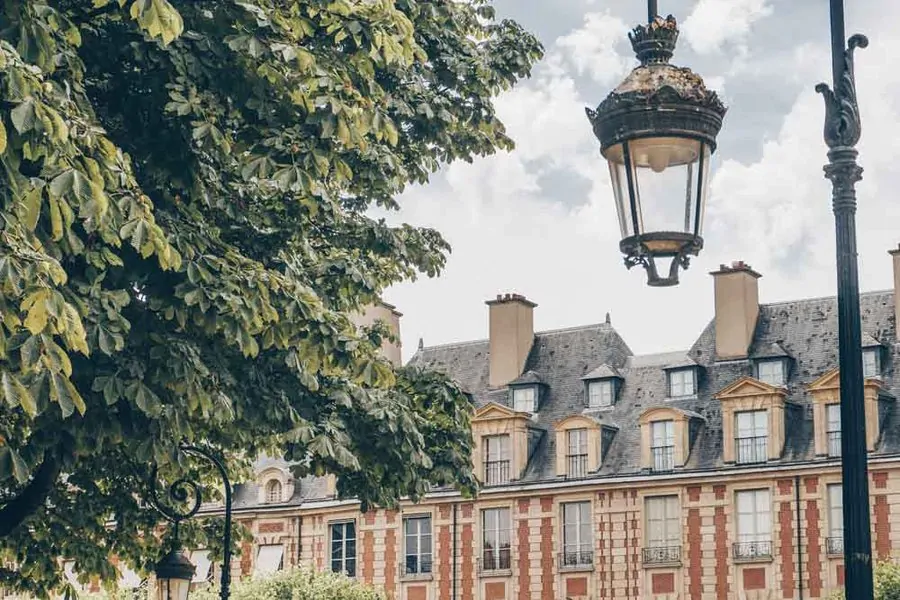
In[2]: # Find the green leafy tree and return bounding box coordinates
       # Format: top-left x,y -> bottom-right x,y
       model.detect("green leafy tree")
830,561 -> 900,599
0,0 -> 542,595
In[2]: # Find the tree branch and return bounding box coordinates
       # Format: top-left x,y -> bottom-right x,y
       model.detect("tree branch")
0,451 -> 61,537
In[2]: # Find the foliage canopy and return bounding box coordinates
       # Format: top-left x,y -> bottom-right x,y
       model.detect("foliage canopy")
0,0 -> 542,595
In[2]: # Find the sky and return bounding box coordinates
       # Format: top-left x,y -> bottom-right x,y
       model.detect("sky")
381,0 -> 900,360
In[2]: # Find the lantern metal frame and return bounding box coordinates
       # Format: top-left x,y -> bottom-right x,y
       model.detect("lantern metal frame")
586,14 -> 726,286
154,550 -> 195,600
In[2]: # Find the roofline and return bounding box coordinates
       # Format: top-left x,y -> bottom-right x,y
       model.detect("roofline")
199,453 -> 900,516
409,322 -> 614,355
760,287 -> 893,309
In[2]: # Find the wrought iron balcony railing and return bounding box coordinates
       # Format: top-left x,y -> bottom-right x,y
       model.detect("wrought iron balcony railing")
642,545 -> 682,564
826,536 -> 844,556
651,445 -> 675,472
735,436 -> 768,464
733,540 -> 772,560
477,550 -> 512,573
827,430 -> 842,458
567,454 -> 588,477
558,549 -> 593,570
483,460 -> 510,486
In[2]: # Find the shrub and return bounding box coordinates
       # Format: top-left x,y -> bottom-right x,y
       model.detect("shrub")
191,570 -> 385,600
830,561 -> 900,600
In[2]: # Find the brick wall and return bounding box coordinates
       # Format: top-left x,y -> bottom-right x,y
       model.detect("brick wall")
237,463 -> 900,600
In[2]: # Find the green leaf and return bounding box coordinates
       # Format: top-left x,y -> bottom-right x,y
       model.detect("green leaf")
50,372 -> 84,417
10,98 -> 36,134
19,186 -> 42,231
2,371 -> 37,416
0,119 -> 7,153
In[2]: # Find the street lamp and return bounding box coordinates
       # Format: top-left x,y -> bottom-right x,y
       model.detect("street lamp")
587,0 -> 873,597
154,550 -> 195,600
585,2 -> 726,287
148,445 -> 234,600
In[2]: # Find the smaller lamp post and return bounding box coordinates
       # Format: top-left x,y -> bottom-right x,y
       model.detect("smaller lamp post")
586,12 -> 726,286
154,550 -> 196,600
148,445 -> 233,600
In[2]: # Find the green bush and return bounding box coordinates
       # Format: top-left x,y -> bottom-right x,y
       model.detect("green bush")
830,561 -> 900,600
191,570 -> 385,600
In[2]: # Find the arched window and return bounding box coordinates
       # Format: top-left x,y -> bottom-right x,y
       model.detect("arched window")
265,479 -> 282,504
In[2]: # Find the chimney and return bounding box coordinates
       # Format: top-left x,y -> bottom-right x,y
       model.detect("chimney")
890,246 -> 900,341
486,293 -> 537,388
710,261 -> 762,360
351,301 -> 403,366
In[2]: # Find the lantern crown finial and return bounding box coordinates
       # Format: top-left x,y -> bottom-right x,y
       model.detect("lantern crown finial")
629,15 -> 679,65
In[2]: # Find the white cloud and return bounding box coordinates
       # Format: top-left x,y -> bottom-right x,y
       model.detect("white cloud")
682,0 -> 773,55
553,11 -> 633,86
382,1 -> 900,361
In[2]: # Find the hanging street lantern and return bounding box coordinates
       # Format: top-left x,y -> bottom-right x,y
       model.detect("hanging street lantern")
586,12 -> 727,286
154,549 -> 195,600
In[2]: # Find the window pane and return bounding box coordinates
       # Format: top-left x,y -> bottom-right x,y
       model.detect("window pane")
513,387 -> 535,412
345,558 -> 356,577
827,404 -> 841,431
863,350 -> 878,378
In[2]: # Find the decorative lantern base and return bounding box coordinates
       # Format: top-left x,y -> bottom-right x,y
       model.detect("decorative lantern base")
620,233 -> 702,287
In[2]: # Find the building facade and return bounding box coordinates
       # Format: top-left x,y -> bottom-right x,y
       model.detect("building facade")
122,253 -> 900,599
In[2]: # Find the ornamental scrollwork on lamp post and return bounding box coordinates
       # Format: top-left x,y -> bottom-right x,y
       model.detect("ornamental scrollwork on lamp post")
147,445 -> 234,600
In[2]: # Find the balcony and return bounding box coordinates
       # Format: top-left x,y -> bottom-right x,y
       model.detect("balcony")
651,446 -> 674,472
827,430 -> 842,458
733,540 -> 772,561
477,549 -> 512,575
826,537 -> 844,556
642,546 -> 682,565
567,454 -> 588,478
483,460 -> 510,486
735,436 -> 767,465
558,550 -> 594,571
401,557 -> 433,579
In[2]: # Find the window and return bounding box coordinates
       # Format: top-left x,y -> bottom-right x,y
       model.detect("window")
561,502 -> 592,568
255,544 -> 284,574
483,435 -> 511,485
403,516 -> 433,576
650,420 -> 675,472
756,360 -> 785,386
190,550 -> 213,584
644,496 -> 681,564
588,380 -> 614,408
827,404 -> 842,458
734,489 -> 771,559
566,429 -> 588,477
265,479 -> 282,504
481,508 -> 511,572
330,522 -> 357,577
827,484 -> 844,556
668,369 -> 694,397
512,387 -> 537,413
863,349 -> 880,378
735,410 -> 767,464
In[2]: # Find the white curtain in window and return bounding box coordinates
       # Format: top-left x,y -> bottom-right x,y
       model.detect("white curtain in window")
828,484 -> 843,538
513,387 -> 536,412
650,421 -> 674,447
736,411 -> 767,438
645,496 -> 680,546
736,489 -> 771,542
190,550 -> 212,583
827,404 -> 841,432
255,545 -> 284,574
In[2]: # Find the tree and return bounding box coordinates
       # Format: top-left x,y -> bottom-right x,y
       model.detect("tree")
0,0 -> 542,595
830,561 -> 900,600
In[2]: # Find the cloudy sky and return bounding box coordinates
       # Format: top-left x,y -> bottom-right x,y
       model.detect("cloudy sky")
382,0 -> 900,360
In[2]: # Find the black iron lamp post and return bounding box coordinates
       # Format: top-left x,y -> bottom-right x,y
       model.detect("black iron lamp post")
149,445 -> 234,600
587,0 -> 873,597
585,3 -> 726,287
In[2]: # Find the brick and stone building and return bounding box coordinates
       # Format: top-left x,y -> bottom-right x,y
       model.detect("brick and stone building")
135,252 -> 900,598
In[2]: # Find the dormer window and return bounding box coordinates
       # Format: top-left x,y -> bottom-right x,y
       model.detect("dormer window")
639,407 -> 705,472
588,380 -> 614,408
512,386 -> 537,413
756,359 -> 785,387
265,479 -> 283,503
668,368 -> 695,398
863,348 -> 880,378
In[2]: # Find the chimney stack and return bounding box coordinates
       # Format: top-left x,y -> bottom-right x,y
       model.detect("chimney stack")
710,261 -> 761,360
486,293 -> 537,388
351,301 -> 403,366
890,246 -> 900,341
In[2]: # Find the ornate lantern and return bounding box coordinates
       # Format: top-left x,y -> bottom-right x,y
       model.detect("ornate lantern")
154,549 -> 195,600
586,14 -> 727,286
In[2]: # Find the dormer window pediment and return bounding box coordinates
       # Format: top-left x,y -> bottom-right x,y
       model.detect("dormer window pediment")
256,466 -> 295,505
638,406 -> 704,472
808,368 -> 888,455
715,377 -> 788,464
472,402 -> 541,484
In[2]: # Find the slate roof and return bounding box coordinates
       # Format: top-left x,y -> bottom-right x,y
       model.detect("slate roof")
236,289 -> 900,506
406,289 -> 900,483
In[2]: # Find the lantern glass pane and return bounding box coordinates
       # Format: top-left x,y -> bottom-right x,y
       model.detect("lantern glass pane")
607,148 -> 636,238
157,577 -> 191,600
605,137 -> 702,240
695,143 -> 711,237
